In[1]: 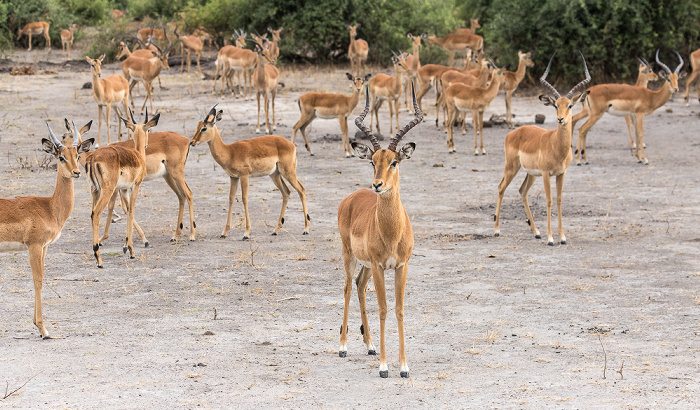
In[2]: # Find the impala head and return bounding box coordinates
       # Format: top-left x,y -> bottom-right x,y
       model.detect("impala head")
190,104 -> 223,146
86,54 -> 105,77
150,41 -> 171,69
253,40 -> 275,64
538,51 -> 591,126
519,51 -> 534,68
471,18 -> 481,30
267,27 -> 282,42
116,41 -> 129,59
352,82 -> 422,196
233,30 -> 247,47
346,72 -> 371,92
44,121 -> 94,179
655,49 -> 685,93
348,24 -> 360,38
391,50 -> 411,74
636,57 -> 659,82
119,108 -> 159,150
60,118 -> 93,146
406,33 -> 427,49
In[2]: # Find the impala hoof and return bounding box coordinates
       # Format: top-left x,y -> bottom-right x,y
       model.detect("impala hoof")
220,235 -> 226,239
97,264 -> 103,269
400,371 -> 409,378
379,370 -> 389,378
302,231 -> 309,235
548,241 -> 554,246
494,232 -> 500,237
42,335 -> 53,340
561,240 -> 567,245
271,232 -> 277,236
130,255 -> 135,259
576,163 -> 581,166
535,234 -> 541,239
170,238 -> 176,242
242,235 -> 249,240
144,241 -> 149,248
368,350 -> 376,355
123,246 -> 128,254
339,351 -> 347,358
310,153 -> 315,156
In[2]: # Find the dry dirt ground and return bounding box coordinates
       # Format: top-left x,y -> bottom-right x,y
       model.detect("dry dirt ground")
0,47 -> 699,409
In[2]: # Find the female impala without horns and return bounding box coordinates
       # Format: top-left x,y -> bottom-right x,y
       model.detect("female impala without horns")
338,83 -> 422,379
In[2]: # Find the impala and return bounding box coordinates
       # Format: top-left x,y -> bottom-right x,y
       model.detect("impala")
190,105 -> 310,239
571,50 -> 684,165
112,9 -> 125,19
403,33 -> 428,112
252,40 -> 280,134
337,83 -> 422,379
683,48 -> 700,105
455,18 -> 481,36
267,27 -> 283,61
414,52 -> 482,117
436,57 -> 493,129
60,24 -> 77,58
116,40 -> 166,92
427,32 -> 483,66
62,119 -> 196,243
292,73 -> 371,157
494,52 -> 590,245
622,58 -> 659,148
348,24 -> 369,77
212,32 -> 256,99
370,51 -> 410,135
137,27 -> 168,44
0,123 -> 93,338
86,109 -> 156,267
439,65 -> 506,154
122,44 -> 171,112
86,55 -> 130,146
18,22 -> 50,51
502,51 -> 535,127
174,26 -> 203,77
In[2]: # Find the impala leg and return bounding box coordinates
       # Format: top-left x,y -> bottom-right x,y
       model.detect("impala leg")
121,184 -> 139,258
388,98 -> 395,136
541,173 -> 554,246
44,31 -> 50,50
263,90 -> 271,134
187,49 -> 192,76
339,115 -> 350,157
279,162 -> 310,235
212,60 -> 220,93
339,251 -> 356,357
269,171 -> 290,235
355,266 -> 375,355
478,110 -> 486,155
255,91 -> 261,134
448,50 -> 454,66
196,52 -> 202,77
416,78 -> 431,115
96,105 -> 103,147
634,115 -> 648,164
271,87 -> 277,131
395,263 -> 409,378
122,99 -> 131,140
446,105 -> 456,152
292,112 -> 314,155
221,176 -> 239,238
100,191 -> 119,245
394,98 -> 401,134
371,263 -> 389,378
91,190 -> 115,268
373,98 -> 384,135
240,175 -> 251,240
505,90 -> 514,128
556,172 -> 567,244
180,48 -> 185,74
128,80 -> 137,109
576,110 -> 604,165
624,115 -> 636,148
519,173 -> 540,239
684,70 -> 699,105
105,103 -> 112,145
28,33 -> 32,51
472,110 -> 480,156
164,174 -> 195,241
494,159 -> 521,237
29,244 -> 50,339
118,191 -> 147,247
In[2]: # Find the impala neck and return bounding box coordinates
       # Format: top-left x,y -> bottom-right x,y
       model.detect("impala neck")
428,36 -> 446,47
554,121 -> 574,152
50,170 -> 75,227
374,185 -> 406,244
412,44 -> 421,69
254,56 -> 267,82
91,71 -> 105,100
634,76 -> 648,87
206,126 -> 231,166
349,86 -> 361,109
394,65 -> 405,93
514,59 -> 527,83
349,33 -> 357,51
648,80 -> 674,111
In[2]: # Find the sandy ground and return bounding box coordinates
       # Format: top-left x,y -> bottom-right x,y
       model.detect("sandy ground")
0,47 -> 699,409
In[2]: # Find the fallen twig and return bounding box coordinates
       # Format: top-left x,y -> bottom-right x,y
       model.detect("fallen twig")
2,371 -> 41,400
598,333 -> 607,379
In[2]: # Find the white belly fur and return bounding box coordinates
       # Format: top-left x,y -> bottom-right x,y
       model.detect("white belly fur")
144,163 -> 167,181
0,242 -> 27,253
523,167 -> 543,176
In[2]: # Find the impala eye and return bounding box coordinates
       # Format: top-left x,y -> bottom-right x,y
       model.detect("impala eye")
59,156 -> 67,162
390,161 -> 398,167
201,127 -> 207,132
568,104 -> 573,109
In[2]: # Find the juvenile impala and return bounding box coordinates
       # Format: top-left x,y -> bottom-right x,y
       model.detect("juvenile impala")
494,52 -> 591,245
17,21 -> 50,51
502,51 -> 535,127
86,110 -> 157,267
252,40 -> 280,134
348,24 -> 369,76
190,105 -> 310,239
292,73 -> 371,157
338,83 -> 422,378
116,40 -> 166,92
213,31 -> 255,99
86,55 -> 130,146
402,33 -> 428,112
370,51 -> 410,135
60,24 -> 77,58
122,44 -> 171,113
0,123 -> 93,338
572,50 -> 684,165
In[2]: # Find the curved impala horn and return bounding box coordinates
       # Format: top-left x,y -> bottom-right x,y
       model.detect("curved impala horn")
636,57 -> 646,66
388,81 -> 422,152
655,49 -> 672,74
71,120 -> 80,146
540,52 -> 561,99
673,50 -> 684,73
129,108 -> 137,124
566,51 -> 591,99
46,122 -> 64,149
206,103 -> 219,122
199,107 -> 205,121
354,85 -> 381,151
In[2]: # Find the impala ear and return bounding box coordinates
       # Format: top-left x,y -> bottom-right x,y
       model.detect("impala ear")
215,110 -> 223,122
78,138 -> 95,154
397,142 -> 415,163
144,113 -> 160,130
41,138 -> 60,155
346,72 -> 354,81
679,71 -> 687,79
80,120 -> 93,135
64,118 -> 71,131
363,73 -> 372,82
576,90 -> 590,103
351,142 -> 374,159
539,94 -> 556,107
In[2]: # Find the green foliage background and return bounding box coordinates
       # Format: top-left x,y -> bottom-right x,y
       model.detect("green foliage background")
2,0 -> 700,81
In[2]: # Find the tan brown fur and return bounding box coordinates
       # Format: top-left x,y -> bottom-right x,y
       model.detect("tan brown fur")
86,55 -> 130,146
174,26 -> 203,77
190,107 -> 309,239
18,21 -> 50,51
348,25 -> 369,76
370,53 -> 410,135
683,48 -> 700,105
252,43 -> 280,134
502,51 -> 534,127
427,32 -> 483,66
60,24 -> 77,58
